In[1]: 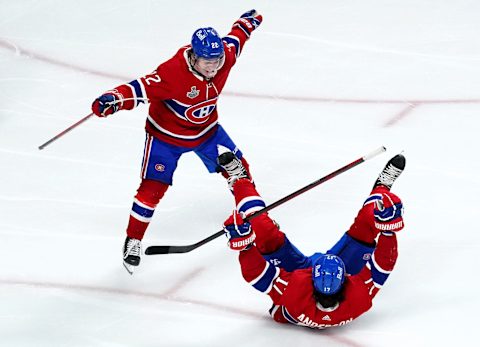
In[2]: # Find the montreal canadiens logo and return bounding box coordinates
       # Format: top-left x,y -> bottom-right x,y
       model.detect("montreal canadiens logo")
185,98 -> 217,124
155,164 -> 165,172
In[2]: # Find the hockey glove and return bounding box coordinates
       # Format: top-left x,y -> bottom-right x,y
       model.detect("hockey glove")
236,9 -> 263,35
91,92 -> 122,117
223,211 -> 256,251
373,191 -> 404,233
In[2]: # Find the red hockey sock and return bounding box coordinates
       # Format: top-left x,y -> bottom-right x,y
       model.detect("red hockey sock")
371,185 -> 390,195
232,178 -> 284,254
251,214 -> 286,254
126,179 -> 169,240
232,178 -> 260,206
241,156 -> 252,178
347,185 -> 397,244
373,232 -> 398,272
347,203 -> 378,245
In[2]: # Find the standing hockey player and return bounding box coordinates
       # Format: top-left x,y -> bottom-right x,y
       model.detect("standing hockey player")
91,10 -> 262,273
219,152 -> 406,329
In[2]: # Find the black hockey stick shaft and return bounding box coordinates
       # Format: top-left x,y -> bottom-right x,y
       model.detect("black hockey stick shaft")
38,112 -> 94,150
145,146 -> 386,255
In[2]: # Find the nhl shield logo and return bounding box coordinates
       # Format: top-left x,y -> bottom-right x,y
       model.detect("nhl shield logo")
187,86 -> 200,99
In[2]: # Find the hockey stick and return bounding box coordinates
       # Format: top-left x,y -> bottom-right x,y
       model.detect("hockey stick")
38,112 -> 94,150
145,146 -> 386,255
38,98 -> 151,150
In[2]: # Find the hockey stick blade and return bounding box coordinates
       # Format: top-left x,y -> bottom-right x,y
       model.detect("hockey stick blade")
144,246 -> 172,255
145,146 -> 386,255
145,230 -> 225,255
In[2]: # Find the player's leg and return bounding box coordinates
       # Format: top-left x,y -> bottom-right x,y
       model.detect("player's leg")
229,179 -> 282,251
228,178 -> 311,271
123,133 -> 184,270
328,154 -> 406,275
200,127 -> 310,271
357,231 -> 399,298
356,154 -> 406,296
194,125 -> 253,185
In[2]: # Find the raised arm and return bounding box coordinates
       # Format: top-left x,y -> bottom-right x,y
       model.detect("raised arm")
222,9 -> 263,59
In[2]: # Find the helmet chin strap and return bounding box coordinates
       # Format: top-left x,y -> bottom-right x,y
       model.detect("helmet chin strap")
188,51 -> 212,80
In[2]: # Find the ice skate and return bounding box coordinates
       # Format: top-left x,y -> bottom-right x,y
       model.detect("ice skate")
373,154 -> 406,190
123,237 -> 142,275
217,151 -> 249,188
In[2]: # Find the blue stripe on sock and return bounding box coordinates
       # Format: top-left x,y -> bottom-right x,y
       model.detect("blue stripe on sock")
238,199 -> 266,215
364,194 -> 382,206
132,202 -> 154,218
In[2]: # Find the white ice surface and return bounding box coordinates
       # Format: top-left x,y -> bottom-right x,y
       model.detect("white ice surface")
1,1 -> 479,346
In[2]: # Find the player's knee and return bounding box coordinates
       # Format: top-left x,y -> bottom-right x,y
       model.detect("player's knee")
251,214 -> 285,252
347,203 -> 378,244
262,236 -> 310,271
136,179 -> 169,206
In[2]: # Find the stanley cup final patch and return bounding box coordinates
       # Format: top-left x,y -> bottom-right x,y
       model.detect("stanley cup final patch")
187,86 -> 200,99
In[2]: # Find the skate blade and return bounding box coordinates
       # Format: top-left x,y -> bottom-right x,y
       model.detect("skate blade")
123,261 -> 135,275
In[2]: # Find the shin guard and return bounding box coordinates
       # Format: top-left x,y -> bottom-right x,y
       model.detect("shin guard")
126,179 -> 169,240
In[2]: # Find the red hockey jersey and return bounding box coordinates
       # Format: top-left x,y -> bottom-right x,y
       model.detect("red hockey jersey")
238,233 -> 398,329
268,269 -> 372,328
104,24 -> 251,148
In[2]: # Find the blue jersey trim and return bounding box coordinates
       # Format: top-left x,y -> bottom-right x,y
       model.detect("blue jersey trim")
251,262 -> 278,293
282,306 -> 298,324
128,79 -> 145,105
223,36 -> 241,57
368,257 -> 390,286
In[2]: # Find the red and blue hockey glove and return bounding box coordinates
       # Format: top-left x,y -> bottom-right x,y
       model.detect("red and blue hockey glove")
91,92 -> 121,117
373,191 -> 404,233
223,211 -> 255,251
236,9 -> 263,35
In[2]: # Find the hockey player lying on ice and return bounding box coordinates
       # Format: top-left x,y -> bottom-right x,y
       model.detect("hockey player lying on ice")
218,151 -> 406,329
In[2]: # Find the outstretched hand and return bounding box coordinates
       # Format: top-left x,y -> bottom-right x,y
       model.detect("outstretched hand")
236,9 -> 263,35
92,93 -> 121,117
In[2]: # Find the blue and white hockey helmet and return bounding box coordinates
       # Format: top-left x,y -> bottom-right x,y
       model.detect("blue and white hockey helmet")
191,27 -> 224,59
312,254 -> 346,295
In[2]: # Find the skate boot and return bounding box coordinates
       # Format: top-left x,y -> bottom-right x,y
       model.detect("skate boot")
373,154 -> 406,190
123,236 -> 142,275
217,151 -> 250,189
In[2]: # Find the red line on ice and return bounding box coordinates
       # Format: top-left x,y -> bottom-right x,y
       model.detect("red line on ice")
0,277 -> 366,345
0,277 -> 263,319
2,37 -> 479,127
